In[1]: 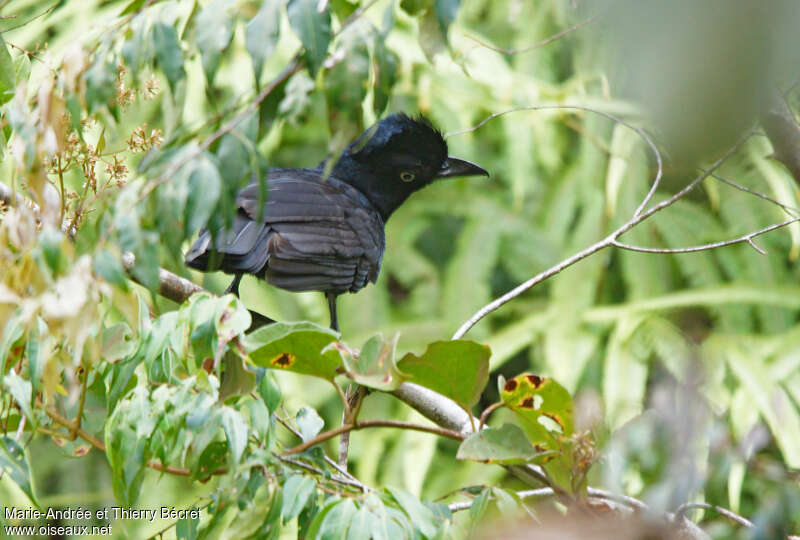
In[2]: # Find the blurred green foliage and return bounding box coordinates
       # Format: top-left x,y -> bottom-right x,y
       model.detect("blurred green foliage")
0,0 -> 799,537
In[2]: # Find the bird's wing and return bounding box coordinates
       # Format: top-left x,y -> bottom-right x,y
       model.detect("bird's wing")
186,170 -> 384,293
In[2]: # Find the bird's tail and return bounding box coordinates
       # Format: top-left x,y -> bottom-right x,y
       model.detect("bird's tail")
184,212 -> 270,275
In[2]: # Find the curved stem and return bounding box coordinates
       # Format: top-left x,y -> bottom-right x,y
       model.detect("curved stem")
283,419 -> 466,456
612,217 -> 800,254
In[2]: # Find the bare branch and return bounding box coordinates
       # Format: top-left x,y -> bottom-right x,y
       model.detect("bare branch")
121,252 -> 205,304
391,382 -> 474,433
611,217 -> 800,254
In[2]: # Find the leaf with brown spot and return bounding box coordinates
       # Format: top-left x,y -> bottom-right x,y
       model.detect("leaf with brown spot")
244,322 -> 342,382
500,373 -> 576,491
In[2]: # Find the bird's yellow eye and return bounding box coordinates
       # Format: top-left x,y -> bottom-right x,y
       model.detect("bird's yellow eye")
400,171 -> 415,182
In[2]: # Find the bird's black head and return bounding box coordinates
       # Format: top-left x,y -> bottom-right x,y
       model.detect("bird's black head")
326,113 -> 488,219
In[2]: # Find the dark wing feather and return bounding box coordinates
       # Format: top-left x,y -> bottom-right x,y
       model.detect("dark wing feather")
185,169 -> 385,293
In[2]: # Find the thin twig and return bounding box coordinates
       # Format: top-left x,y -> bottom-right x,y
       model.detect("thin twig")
611,217 -> 800,254
274,414 -> 368,491
452,126 -> 751,339
673,502 -> 754,528
709,170 -> 800,217
444,105 -> 663,217
2,2 -> 57,32
464,17 -> 595,56
272,453 -> 367,492
283,419 -> 465,455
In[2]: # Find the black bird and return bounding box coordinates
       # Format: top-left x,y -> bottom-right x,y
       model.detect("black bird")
185,113 -> 488,330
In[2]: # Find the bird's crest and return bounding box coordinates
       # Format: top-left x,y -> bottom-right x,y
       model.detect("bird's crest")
347,113 -> 447,163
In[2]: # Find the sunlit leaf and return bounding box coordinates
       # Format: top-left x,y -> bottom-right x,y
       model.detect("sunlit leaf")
0,36 -> 15,105
397,340 -> 490,410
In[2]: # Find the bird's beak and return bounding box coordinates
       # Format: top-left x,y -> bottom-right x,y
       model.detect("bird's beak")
436,157 -> 489,179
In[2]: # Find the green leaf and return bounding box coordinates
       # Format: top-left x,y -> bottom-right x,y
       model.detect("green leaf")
281,474 -> 316,522
0,36 -> 15,106
101,322 -> 136,364
94,249 -> 130,290
185,155 -> 222,235
245,322 -> 342,382
246,0 -> 282,81
500,374 -> 575,491
372,40 -> 397,114
324,21 -> 371,141
2,372 -> 34,425
176,506 -> 200,540
468,488 -> 490,527
85,56 -> 116,112
396,340 -> 490,410
219,351 -> 256,402
120,0 -> 146,15
257,370 -> 282,413
121,16 -> 153,75
296,406 -> 324,442
418,8 -> 447,62
288,0 -> 332,76
316,499 -> 357,540
399,0 -> 429,16
195,0 -> 235,84
152,23 -> 185,92
0,436 -> 38,506
434,0 -> 460,33
386,487 -> 437,538
340,334 -> 402,391
221,406 -> 248,464
457,423 -> 552,464
25,317 -> 49,396
0,311 -> 24,373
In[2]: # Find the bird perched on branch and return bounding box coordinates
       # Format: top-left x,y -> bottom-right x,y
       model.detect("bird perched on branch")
185,113 -> 488,330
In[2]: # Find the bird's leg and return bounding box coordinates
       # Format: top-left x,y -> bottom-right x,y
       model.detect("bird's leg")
224,273 -> 243,297
326,291 -> 339,332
